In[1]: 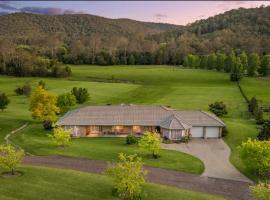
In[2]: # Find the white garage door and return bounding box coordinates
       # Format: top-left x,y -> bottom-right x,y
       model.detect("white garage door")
206,127 -> 220,138
191,127 -> 204,138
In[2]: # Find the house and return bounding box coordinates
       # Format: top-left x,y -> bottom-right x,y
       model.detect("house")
58,105 -> 225,140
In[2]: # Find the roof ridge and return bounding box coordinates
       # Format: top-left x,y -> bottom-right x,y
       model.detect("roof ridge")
200,111 -> 225,126
172,113 -> 191,126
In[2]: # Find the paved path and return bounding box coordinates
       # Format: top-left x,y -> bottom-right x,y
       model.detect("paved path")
162,139 -> 251,183
23,155 -> 253,200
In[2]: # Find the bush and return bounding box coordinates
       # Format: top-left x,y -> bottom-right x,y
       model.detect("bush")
38,80 -> 46,89
258,120 -> 270,141
49,127 -> 71,147
126,134 -> 138,145
239,139 -> 270,178
57,93 -> 76,114
71,87 -> 90,104
181,134 -> 191,143
138,131 -> 161,158
209,101 -> 228,117
162,137 -> 173,144
230,73 -> 242,82
222,127 -> 228,137
43,120 -> 53,130
250,183 -> 270,200
0,92 -> 10,111
51,65 -> 72,78
14,82 -> 31,96
106,153 -> 147,200
0,144 -> 24,175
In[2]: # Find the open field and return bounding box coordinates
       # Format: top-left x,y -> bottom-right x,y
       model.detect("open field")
0,166 -> 224,200
0,65 -> 263,180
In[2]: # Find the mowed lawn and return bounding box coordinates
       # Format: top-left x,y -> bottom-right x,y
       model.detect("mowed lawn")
240,77 -> 270,120
0,166 -> 224,200
0,65 -> 261,179
11,123 -> 204,174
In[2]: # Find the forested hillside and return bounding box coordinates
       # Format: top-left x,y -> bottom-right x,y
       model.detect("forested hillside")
0,6 -> 270,76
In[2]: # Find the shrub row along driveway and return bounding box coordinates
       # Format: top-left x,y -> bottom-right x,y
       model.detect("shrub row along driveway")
23,155 -> 253,200
162,139 -> 251,183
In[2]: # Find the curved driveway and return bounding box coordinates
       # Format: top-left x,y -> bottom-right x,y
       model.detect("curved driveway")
162,139 -> 252,183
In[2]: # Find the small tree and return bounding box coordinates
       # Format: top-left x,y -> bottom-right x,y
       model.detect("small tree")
208,101 -> 228,117
250,183 -> 270,200
259,55 -> 270,77
230,57 -> 244,82
49,126 -> 71,147
0,144 -> 24,175
71,87 -> 90,104
106,153 -> 147,200
249,97 -> 258,113
38,80 -> 46,89
0,92 -> 10,111
258,120 -> 270,141
57,93 -> 76,114
14,82 -> 31,96
248,53 -> 260,77
239,139 -> 270,178
30,86 -> 60,122
138,131 -> 161,158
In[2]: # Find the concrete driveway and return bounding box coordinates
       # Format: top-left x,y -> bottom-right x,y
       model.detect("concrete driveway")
162,139 -> 252,183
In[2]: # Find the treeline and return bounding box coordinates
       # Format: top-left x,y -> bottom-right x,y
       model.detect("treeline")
182,51 -> 270,80
0,45 -> 71,77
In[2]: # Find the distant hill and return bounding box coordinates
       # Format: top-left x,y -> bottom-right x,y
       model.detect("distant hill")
156,6 -> 270,54
0,6 -> 270,66
0,13 -> 178,40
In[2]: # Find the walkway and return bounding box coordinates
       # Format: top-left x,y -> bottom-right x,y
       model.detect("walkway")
23,155 -> 253,200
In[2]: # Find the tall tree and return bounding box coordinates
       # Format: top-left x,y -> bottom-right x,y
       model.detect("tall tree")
199,55 -> 208,69
247,53 -> 260,77
216,53 -> 227,71
238,52 -> 248,72
207,53 -> 217,70
30,86 -> 59,122
259,55 -> 270,76
225,50 -> 236,73
230,57 -> 244,82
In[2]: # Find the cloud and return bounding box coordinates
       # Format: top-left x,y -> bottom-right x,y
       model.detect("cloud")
155,13 -> 167,18
0,2 -> 18,11
0,2 -> 87,15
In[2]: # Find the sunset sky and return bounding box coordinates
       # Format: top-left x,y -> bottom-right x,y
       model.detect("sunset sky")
0,1 -> 269,25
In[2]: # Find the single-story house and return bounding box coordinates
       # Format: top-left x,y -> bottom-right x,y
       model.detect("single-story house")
58,105 -> 225,140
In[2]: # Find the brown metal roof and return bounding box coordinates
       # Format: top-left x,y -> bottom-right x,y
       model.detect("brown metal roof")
58,105 -> 225,128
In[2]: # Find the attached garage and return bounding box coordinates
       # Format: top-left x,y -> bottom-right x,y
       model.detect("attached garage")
191,127 -> 204,138
205,127 -> 220,138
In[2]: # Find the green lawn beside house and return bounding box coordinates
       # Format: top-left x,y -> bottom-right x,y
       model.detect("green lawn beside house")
0,166 -> 224,200
0,65 -> 263,180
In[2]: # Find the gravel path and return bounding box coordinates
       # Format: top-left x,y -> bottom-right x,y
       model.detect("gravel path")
23,155 -> 253,200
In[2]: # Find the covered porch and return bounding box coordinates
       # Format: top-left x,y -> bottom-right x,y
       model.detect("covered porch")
65,125 -> 157,137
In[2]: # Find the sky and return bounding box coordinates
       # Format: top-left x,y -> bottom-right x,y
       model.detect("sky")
0,1 -> 270,25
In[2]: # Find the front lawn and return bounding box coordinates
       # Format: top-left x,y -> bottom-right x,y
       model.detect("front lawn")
11,123 -> 204,174
0,166 -> 224,200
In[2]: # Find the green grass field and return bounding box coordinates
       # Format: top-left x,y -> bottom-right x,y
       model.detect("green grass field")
0,166 -> 224,200
0,65 -> 266,180
11,123 -> 204,174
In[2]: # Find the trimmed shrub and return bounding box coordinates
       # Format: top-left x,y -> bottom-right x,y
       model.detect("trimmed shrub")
209,101 -> 228,117
126,134 -> 138,145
